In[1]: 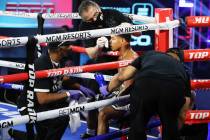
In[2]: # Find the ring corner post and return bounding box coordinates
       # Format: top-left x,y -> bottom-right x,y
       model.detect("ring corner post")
155,8 -> 173,52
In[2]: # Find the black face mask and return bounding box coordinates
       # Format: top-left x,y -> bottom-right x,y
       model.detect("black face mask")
93,12 -> 103,25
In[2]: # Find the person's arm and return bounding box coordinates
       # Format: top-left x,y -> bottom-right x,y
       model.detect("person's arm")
108,65 -> 137,92
85,47 -> 101,59
79,22 -> 109,59
108,56 -> 142,92
85,37 -> 109,59
34,76 -> 69,105
63,76 -> 96,98
62,76 -> 81,89
36,91 -> 68,105
34,58 -> 70,105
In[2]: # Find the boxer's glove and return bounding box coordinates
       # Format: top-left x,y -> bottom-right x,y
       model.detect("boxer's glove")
66,90 -> 82,101
79,85 -> 96,98
96,37 -> 109,48
94,73 -> 109,96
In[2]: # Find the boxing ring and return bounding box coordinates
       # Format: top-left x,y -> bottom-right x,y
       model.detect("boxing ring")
0,8 -> 210,140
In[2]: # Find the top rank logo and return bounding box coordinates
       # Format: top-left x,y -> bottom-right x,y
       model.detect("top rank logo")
193,17 -> 209,24
189,52 -> 209,60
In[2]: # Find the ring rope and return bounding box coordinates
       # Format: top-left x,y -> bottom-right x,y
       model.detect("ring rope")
87,128 -> 129,140
0,83 -> 24,90
1,58 -> 210,90
0,72 -> 113,90
0,95 -> 129,129
0,93 -> 209,129
0,48 -> 210,70
2,11 -> 210,28
0,11 -> 156,23
89,120 -> 161,140
1,77 -> 210,91
36,45 -> 210,61
0,60 -> 132,83
0,20 -> 180,48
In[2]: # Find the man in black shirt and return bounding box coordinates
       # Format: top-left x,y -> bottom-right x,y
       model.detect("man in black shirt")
34,41 -> 85,140
78,0 -> 133,138
78,0 -> 132,47
108,49 -> 191,140
78,0 -> 132,64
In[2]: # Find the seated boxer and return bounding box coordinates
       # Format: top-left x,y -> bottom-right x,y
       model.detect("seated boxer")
95,33 -> 138,135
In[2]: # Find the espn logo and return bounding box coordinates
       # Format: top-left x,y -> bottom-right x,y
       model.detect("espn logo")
193,17 -> 209,24
190,112 -> 209,120
6,2 -> 55,13
119,60 -> 131,67
189,52 -> 209,59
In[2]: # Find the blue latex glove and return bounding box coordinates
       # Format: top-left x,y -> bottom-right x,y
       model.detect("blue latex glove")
94,73 -> 107,87
66,90 -> 82,101
79,85 -> 95,97
99,85 -> 109,97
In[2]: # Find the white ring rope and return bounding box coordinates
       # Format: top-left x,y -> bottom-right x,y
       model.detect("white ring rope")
0,20 -> 180,48
42,13 -> 81,19
0,11 -> 156,23
0,95 -> 129,129
0,60 -> 25,70
72,72 -> 113,81
127,14 -> 156,23
0,11 -> 38,18
0,72 -> 112,90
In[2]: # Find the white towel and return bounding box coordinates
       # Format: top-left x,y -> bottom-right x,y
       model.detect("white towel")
68,90 -> 88,133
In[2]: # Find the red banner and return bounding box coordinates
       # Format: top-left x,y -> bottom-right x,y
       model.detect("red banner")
185,110 -> 210,124
186,16 -> 210,27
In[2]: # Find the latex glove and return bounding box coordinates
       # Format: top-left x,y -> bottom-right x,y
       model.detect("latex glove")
99,85 -> 109,97
96,37 -> 109,48
66,90 -> 82,101
79,85 -> 95,98
118,22 -> 141,36
94,73 -> 107,87
118,22 -> 132,27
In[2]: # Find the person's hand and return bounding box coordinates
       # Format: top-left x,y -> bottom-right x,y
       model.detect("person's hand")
66,90 -> 82,101
119,22 -> 132,27
118,22 -> 141,37
94,73 -> 107,87
79,85 -> 95,98
96,37 -> 109,48
99,85 -> 109,97
94,73 -> 110,96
